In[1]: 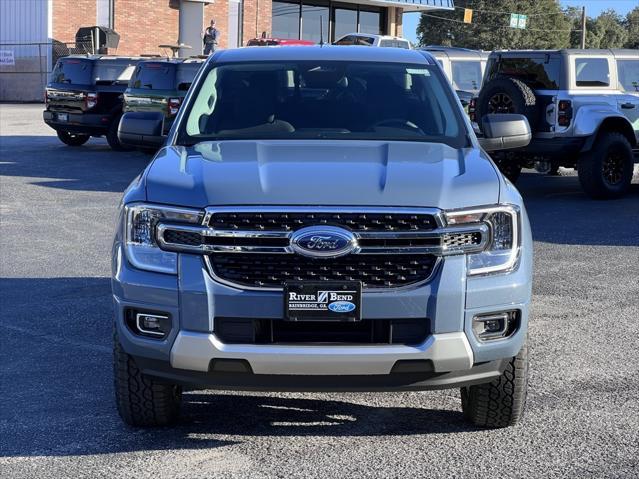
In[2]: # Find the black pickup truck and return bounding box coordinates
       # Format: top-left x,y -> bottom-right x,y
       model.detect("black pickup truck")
44,55 -> 142,150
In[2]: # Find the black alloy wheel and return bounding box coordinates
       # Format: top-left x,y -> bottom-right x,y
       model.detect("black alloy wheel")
488,93 -> 516,114
602,147 -> 626,186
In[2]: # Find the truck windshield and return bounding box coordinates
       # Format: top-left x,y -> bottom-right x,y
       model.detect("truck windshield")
180,61 -> 467,147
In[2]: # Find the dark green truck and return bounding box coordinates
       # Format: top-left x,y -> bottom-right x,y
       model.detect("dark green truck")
123,58 -> 205,136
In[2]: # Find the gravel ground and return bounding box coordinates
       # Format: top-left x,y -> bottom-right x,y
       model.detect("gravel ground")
1,104 -> 638,479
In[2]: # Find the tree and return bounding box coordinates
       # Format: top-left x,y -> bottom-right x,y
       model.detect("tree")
417,0 -> 571,50
624,6 -> 639,49
590,9 -> 628,48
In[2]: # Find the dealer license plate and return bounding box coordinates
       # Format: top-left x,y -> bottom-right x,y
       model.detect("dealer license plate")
284,282 -> 362,322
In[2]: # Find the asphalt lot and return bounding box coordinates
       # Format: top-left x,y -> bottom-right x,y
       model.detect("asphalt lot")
1,103 -> 638,478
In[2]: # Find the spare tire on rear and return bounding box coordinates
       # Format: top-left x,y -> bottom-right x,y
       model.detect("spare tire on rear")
477,77 -> 539,130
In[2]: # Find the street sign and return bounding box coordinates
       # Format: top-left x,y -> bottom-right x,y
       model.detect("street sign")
510,13 -> 527,30
518,14 -> 527,29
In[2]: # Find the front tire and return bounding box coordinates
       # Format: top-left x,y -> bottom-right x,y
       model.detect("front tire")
578,132 -> 634,199
493,154 -> 523,183
114,333 -> 182,427
461,343 -> 528,428
56,130 -> 89,146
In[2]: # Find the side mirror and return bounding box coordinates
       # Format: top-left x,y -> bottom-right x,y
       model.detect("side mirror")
118,111 -> 166,149
478,114 -> 531,152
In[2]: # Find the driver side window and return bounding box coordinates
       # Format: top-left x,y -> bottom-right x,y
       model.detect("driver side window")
575,58 -> 610,87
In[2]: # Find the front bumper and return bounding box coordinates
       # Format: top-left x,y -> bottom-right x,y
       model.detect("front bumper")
43,110 -> 112,135
134,353 -> 507,392
170,330 -> 472,374
112,254 -> 531,392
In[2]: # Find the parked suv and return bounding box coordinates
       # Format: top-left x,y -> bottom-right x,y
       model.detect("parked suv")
422,46 -> 488,107
44,55 -> 141,150
473,49 -> 639,198
333,33 -> 411,49
114,47 -> 533,429
123,58 -> 205,136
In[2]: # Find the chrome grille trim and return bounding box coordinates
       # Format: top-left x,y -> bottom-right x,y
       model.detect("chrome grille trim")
157,223 -> 488,255
157,219 -> 488,256
154,207 -> 489,292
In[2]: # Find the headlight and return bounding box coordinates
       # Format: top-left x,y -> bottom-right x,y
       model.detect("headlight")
445,205 -> 520,276
124,203 -> 203,274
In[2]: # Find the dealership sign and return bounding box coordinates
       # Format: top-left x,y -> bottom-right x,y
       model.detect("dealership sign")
0,50 -> 15,66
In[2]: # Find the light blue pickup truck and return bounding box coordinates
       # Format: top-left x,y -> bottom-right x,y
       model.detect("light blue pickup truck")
113,46 -> 533,429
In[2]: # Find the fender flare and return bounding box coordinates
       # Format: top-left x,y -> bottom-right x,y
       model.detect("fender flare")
575,107 -> 636,152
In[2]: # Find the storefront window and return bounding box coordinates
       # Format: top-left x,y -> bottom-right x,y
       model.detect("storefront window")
272,1 -> 300,39
272,1 -> 385,43
301,3 -> 330,43
359,10 -> 381,35
334,8 -> 357,40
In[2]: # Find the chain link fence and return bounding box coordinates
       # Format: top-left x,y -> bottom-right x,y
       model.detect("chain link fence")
0,37 -> 95,102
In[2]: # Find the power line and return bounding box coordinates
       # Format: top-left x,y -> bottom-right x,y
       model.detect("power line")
450,4 -> 569,17
419,12 -> 581,33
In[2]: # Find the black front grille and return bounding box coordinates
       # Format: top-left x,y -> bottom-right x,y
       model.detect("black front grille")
443,231 -> 482,248
163,230 -> 202,246
215,317 -> 430,345
209,212 -> 437,232
210,253 -> 438,288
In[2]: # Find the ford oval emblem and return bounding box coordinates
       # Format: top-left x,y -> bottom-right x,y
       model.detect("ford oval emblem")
328,301 -> 356,313
290,226 -> 358,258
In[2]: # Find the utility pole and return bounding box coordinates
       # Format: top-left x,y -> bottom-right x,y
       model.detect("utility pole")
580,6 -> 587,49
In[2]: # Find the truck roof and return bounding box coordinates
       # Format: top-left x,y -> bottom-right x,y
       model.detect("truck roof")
60,54 -> 147,61
490,49 -> 639,58
211,45 -> 435,65
421,46 -> 489,60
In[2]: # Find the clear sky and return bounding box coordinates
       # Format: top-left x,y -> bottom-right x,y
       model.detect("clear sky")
403,0 -> 638,43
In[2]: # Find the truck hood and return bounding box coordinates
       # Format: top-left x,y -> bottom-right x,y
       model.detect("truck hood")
144,140 -> 500,209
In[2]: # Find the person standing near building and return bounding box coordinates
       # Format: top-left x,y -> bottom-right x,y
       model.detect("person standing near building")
203,19 -> 219,55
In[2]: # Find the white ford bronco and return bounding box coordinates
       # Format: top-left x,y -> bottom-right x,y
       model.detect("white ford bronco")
473,49 -> 639,198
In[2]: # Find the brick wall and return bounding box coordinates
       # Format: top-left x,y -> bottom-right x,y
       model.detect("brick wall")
51,0 -> 230,56
50,0 -> 297,55
112,0 -> 178,56
52,0 -> 96,42
51,2 -> 400,55
242,0 -> 272,44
